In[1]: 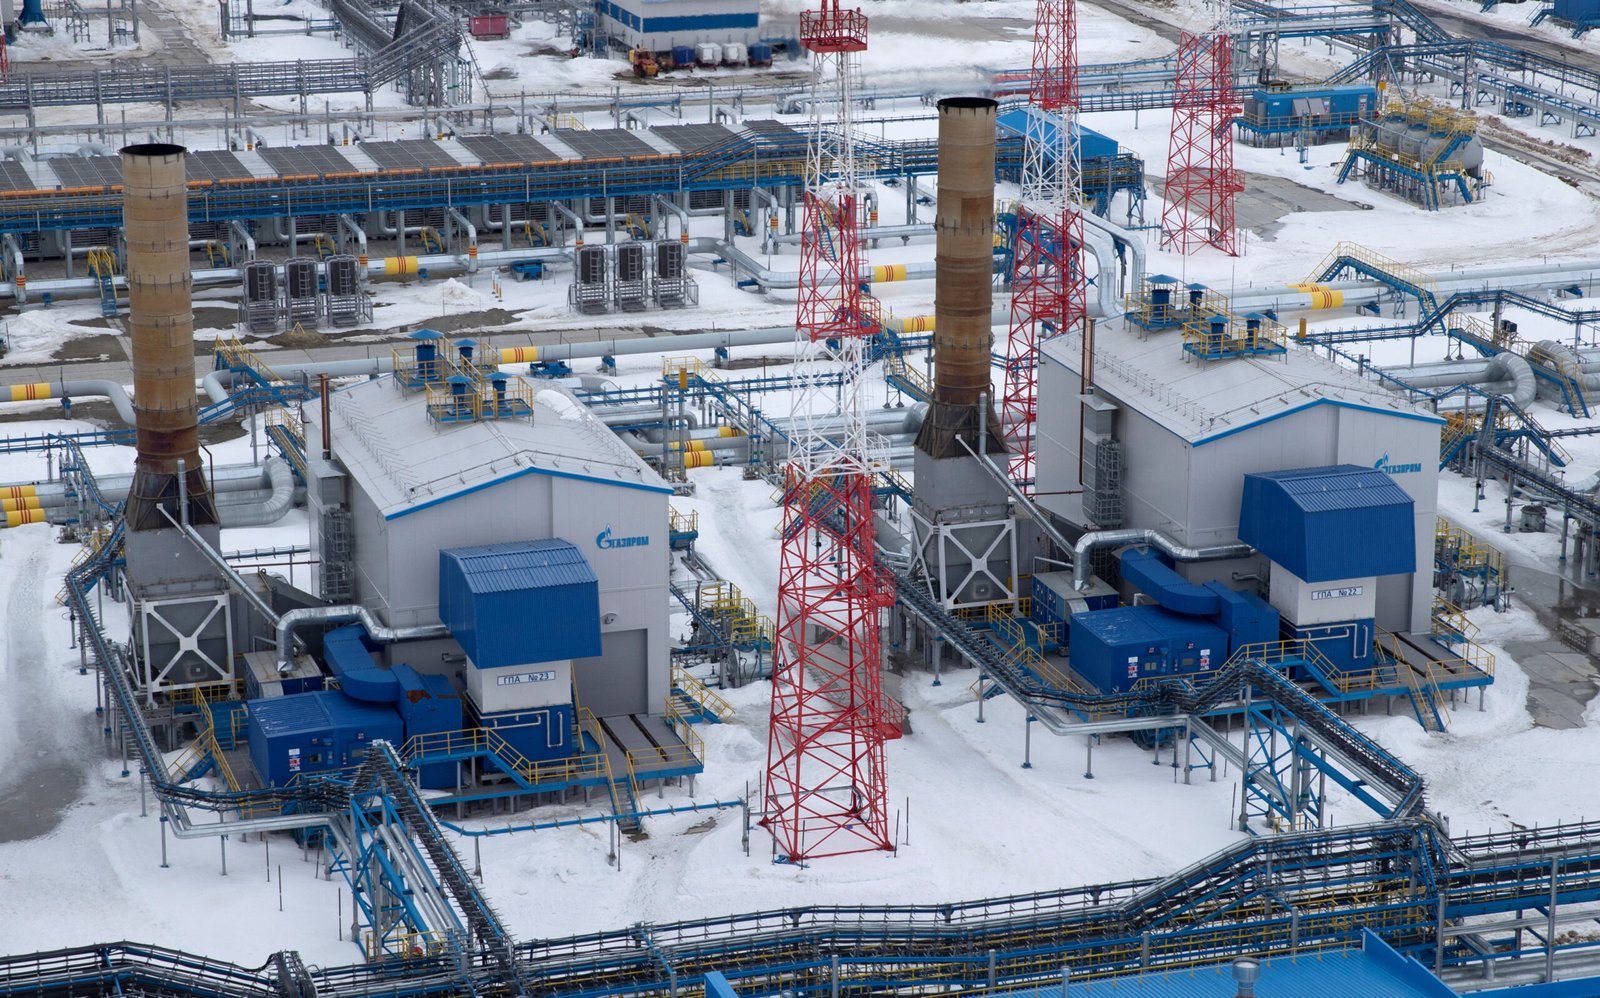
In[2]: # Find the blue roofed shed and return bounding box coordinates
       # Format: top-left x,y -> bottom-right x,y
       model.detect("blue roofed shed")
440,539 -> 602,669
1238,465 -> 1415,582
997,107 -> 1119,162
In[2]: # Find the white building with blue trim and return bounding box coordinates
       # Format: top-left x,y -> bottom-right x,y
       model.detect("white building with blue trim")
598,0 -> 761,51
1036,326 -> 1443,636
302,374 -> 673,721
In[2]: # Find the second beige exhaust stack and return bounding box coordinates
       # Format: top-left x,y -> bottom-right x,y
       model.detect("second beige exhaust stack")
121,143 -> 218,532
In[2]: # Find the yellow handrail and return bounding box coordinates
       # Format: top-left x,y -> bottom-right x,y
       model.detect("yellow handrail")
670,664 -> 735,722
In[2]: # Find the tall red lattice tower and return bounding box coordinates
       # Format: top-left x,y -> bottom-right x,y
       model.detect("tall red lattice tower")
1000,0 -> 1089,489
1161,26 -> 1243,255
762,0 -> 895,863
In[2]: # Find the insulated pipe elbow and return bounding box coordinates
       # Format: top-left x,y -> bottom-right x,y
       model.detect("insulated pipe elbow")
218,458 -> 296,527
276,606 -> 449,674
1485,351 -> 1537,407
1073,529 -> 1254,590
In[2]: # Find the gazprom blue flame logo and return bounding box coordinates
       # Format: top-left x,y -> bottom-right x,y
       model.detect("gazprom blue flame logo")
1374,452 -> 1422,476
596,524 -> 649,550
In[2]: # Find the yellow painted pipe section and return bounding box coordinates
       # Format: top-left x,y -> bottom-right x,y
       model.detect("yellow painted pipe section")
871,264 -> 908,283
0,485 -> 37,500
1309,288 -> 1344,309
669,440 -> 708,451
717,426 -> 743,437
499,346 -> 541,364
8,383 -> 52,402
1,496 -> 42,512
3,508 -> 45,527
683,451 -> 714,469
898,315 -> 936,333
385,256 -> 419,276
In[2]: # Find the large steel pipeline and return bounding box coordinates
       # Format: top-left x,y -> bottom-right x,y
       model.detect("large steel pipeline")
916,96 -> 1006,459
121,143 -> 217,531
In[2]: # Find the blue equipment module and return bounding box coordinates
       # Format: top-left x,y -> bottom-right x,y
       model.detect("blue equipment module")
1239,465 -> 1416,583
478,703 -> 577,765
1030,571 -> 1117,637
394,666 -> 463,790
1206,582 -> 1279,653
440,539 -> 602,669
246,690 -> 403,788
1290,618 -> 1376,674
1067,606 -> 1228,695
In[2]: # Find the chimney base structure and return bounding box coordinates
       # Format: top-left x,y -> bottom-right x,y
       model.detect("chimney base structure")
120,144 -> 236,697
909,99 -> 1019,611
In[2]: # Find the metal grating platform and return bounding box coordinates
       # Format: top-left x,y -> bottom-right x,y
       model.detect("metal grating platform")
358,140 -> 462,170
650,123 -> 740,154
0,160 -> 37,191
552,128 -> 656,160
186,150 -> 254,182
459,134 -> 560,165
47,156 -> 122,188
739,119 -> 804,144
258,145 -> 356,175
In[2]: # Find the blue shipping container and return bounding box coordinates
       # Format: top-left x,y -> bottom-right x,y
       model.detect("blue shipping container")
1067,606 -> 1228,695
1554,0 -> 1600,22
246,691 -> 403,788
440,539 -> 603,669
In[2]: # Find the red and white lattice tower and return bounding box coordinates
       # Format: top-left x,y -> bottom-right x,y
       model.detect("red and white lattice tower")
1000,0 -> 1089,489
761,0 -> 895,863
1161,8 -> 1243,256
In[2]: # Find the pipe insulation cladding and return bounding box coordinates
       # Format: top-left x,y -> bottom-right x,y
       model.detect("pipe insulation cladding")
121,143 -> 217,532
916,96 -> 1007,460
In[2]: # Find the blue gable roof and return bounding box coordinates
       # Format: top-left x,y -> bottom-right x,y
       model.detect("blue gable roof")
1238,465 -> 1416,583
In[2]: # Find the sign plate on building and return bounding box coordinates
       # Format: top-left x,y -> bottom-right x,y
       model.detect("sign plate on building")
1311,586 -> 1365,601
496,670 -> 557,687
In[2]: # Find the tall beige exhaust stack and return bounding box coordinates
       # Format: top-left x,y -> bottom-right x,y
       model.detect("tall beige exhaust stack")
121,143 -> 217,532
914,97 -> 1007,459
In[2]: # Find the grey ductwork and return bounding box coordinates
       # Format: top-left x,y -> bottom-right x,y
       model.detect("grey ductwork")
276,605 -> 450,673
1529,339 -> 1600,400
1073,529 -> 1254,590
217,458 -> 295,527
1378,352 -> 1535,406
1485,351 -> 1536,407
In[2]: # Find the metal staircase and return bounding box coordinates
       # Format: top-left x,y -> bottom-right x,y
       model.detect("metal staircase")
86,247 -> 117,318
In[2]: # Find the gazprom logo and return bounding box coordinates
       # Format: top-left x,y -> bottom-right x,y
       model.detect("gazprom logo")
1375,452 -> 1422,476
596,524 -> 649,550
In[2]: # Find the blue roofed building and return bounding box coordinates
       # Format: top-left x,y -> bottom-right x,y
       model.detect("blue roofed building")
987,932 -> 1454,997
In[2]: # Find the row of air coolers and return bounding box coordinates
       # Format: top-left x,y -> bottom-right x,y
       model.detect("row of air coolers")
567,241 -> 697,314
244,624 -> 464,790
238,256 -> 367,334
